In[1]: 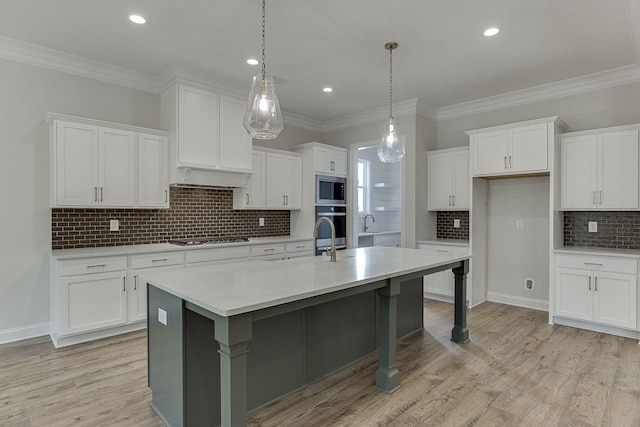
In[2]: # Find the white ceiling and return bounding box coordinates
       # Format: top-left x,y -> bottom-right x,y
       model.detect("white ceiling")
1,0 -> 639,122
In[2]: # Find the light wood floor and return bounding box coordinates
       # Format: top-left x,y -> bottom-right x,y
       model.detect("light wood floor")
2,301 -> 640,426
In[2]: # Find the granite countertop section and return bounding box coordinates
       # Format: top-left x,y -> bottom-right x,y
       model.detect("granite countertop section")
417,239 -> 470,247
140,246 -> 471,317
358,230 -> 401,237
554,246 -> 640,259
48,235 -> 315,259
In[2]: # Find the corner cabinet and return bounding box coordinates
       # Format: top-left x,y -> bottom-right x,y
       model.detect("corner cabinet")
294,142 -> 348,177
427,147 -> 469,210
554,253 -> 637,332
467,117 -> 559,177
560,128 -> 639,210
48,114 -> 169,208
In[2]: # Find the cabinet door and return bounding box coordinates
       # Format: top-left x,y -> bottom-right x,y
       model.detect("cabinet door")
598,130 -> 639,209
99,128 -> 135,206
247,151 -> 267,208
283,156 -> 302,209
138,133 -> 169,208
508,123 -> 548,173
593,273 -> 637,329
472,130 -> 508,176
219,96 -> 252,172
178,85 -> 219,168
54,121 -> 99,206
452,150 -> 470,209
313,147 -> 333,174
555,269 -> 592,321
332,150 -> 348,176
266,153 -> 285,208
128,272 -> 147,323
60,271 -> 127,336
561,135 -> 598,209
427,152 -> 454,210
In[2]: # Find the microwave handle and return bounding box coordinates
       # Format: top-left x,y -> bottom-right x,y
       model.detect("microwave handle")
316,212 -> 347,216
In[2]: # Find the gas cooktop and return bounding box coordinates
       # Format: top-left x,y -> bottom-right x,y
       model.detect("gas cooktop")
168,237 -> 250,246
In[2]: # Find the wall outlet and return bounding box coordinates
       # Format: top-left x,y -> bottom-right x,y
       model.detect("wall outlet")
516,219 -> 524,229
259,217 -> 265,227
588,221 -> 598,232
453,219 -> 460,228
158,308 -> 167,326
110,219 -> 119,232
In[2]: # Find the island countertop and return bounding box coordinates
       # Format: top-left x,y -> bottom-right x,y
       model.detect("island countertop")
140,246 -> 471,317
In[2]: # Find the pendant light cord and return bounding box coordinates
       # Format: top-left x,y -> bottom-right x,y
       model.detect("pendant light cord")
261,0 -> 266,82
389,44 -> 393,120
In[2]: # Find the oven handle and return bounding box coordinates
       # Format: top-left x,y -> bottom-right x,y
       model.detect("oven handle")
318,245 -> 347,250
316,212 -> 347,216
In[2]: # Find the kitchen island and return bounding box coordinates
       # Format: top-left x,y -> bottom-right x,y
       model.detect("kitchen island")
141,246 -> 470,427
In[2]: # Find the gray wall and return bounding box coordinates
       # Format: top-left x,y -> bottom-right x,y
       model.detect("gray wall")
253,124 -> 323,151
0,58 -> 160,335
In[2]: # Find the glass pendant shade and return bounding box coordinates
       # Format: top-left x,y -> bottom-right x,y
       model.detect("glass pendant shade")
378,117 -> 404,163
243,74 -> 283,139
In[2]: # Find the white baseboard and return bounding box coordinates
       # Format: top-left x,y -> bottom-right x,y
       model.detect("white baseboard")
553,317 -> 640,340
50,322 -> 146,348
0,322 -> 50,345
487,291 -> 548,312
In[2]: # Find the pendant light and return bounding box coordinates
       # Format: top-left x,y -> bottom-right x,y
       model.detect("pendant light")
377,42 -> 405,163
243,0 -> 284,139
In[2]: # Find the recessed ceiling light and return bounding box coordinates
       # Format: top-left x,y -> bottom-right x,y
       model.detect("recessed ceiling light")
484,27 -> 499,37
323,87 -> 333,93
247,58 -> 259,65
129,15 -> 146,24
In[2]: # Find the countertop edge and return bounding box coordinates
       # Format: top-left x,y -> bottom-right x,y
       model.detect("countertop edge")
554,247 -> 640,259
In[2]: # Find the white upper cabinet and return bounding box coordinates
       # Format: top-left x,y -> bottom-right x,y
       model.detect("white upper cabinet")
468,118 -> 556,177
427,147 -> 469,211
138,133 -> 169,208
283,155 -> 302,209
49,115 -> 169,208
162,83 -> 252,187
233,150 -> 266,209
314,145 -> 348,176
561,128 -> 639,210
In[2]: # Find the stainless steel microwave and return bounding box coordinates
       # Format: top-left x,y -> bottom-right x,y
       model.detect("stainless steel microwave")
316,175 -> 346,205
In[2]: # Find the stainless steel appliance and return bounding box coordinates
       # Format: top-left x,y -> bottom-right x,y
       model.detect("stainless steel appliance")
168,237 -> 250,246
315,206 -> 347,255
316,175 -> 347,205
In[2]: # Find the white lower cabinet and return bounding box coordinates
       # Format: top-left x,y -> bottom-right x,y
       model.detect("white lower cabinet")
554,253 -> 637,331
418,241 -> 470,303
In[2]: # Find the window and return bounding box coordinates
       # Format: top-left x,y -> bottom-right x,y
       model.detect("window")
357,159 -> 370,214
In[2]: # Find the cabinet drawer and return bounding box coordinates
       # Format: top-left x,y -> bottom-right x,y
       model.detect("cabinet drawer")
130,252 -> 184,269
251,244 -> 285,258
58,256 -> 127,277
373,233 -> 401,245
285,240 -> 314,254
185,247 -> 251,265
555,254 -> 638,274
418,243 -> 470,257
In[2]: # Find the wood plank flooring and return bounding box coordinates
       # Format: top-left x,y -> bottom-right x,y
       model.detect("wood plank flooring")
2,301 -> 640,426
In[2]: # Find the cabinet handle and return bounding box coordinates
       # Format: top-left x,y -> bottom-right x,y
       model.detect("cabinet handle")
598,190 -> 602,205
592,191 -> 596,205
508,156 -> 512,169
123,277 -> 126,292
588,276 -> 591,291
595,277 -> 598,291
86,264 -> 106,268
151,258 -> 168,262
246,193 -> 249,205
584,262 -> 603,267
436,249 -> 449,253
504,156 -> 507,169
283,195 -> 286,205
165,190 -> 168,203
100,187 -> 104,202
448,195 -> 452,206
452,194 -> 455,206
296,245 -> 306,249
264,248 -> 275,252
134,275 -> 137,290
94,187 -> 98,202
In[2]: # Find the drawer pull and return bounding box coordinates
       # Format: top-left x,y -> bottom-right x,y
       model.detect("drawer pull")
588,276 -> 591,291
134,275 -> 137,290
595,277 -> 598,291
123,277 -> 126,292
296,245 -> 306,249
264,248 -> 275,252
151,258 -> 168,262
86,264 -> 106,268
436,249 -> 449,253
584,262 -> 603,267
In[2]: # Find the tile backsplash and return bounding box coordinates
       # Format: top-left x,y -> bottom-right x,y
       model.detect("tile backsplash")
563,211 -> 640,249
436,211 -> 470,240
51,186 -> 290,249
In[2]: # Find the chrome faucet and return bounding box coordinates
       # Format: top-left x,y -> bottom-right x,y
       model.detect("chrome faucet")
363,214 -> 376,232
313,216 -> 337,262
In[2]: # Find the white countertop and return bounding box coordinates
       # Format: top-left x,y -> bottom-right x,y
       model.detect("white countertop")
554,246 -> 640,259
358,231 -> 401,237
48,235 -> 314,259
417,239 -> 470,247
140,246 -> 471,317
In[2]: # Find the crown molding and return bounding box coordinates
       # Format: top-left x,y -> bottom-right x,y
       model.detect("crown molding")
416,98 -> 439,121
281,112 -> 325,133
0,35 -> 161,93
322,98 -> 422,132
437,65 -> 640,121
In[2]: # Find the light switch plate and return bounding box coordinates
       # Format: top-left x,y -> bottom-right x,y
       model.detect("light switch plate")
453,219 -> 460,228
588,221 -> 598,232
259,217 -> 265,227
110,219 -> 119,232
158,308 -> 167,325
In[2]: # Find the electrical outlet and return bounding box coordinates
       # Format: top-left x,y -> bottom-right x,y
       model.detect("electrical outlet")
516,219 -> 524,229
453,219 -> 460,228
259,218 -> 265,227
110,219 -> 119,232
158,308 -> 167,326
588,221 -> 598,232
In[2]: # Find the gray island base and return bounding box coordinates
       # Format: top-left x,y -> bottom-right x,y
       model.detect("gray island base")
142,247 -> 470,427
